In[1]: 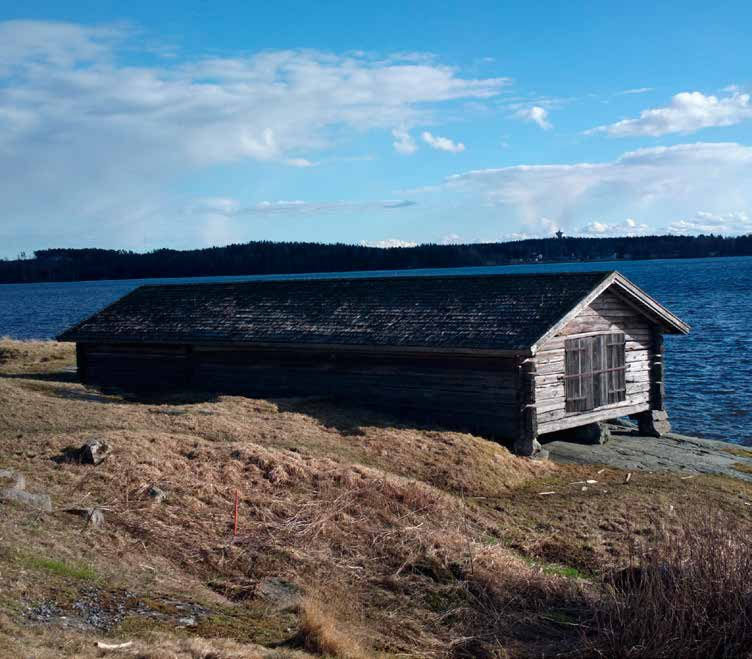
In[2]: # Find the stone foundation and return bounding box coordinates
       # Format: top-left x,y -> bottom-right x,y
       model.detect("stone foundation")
570,422 -> 611,445
513,436 -> 544,458
634,410 -> 671,437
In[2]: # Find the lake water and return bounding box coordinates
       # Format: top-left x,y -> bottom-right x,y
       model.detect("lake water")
1,257 -> 750,445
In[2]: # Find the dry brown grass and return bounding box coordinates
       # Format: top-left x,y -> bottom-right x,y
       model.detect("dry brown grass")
3,340 -> 752,657
0,340 -> 564,656
295,599 -> 369,659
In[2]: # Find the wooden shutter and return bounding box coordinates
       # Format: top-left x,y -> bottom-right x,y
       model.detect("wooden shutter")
565,332 -> 626,413
565,337 -> 589,412
591,334 -> 605,409
606,332 -> 626,404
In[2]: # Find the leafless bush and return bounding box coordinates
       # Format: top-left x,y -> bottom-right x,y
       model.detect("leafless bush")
590,511 -> 752,658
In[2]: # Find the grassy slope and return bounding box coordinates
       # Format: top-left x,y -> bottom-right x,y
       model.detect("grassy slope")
1,339 -> 751,658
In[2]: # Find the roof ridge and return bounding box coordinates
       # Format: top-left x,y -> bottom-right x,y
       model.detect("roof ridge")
136,269 -> 615,289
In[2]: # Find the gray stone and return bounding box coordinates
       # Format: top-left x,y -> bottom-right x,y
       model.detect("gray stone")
257,577 -> 303,611
147,485 -> 167,503
0,469 -> 25,491
611,417 -> 638,429
513,437 -> 543,457
531,448 -> 550,461
1,488 -> 52,512
572,422 -> 611,445
543,423 -> 752,483
636,410 -> 671,437
64,507 -> 105,527
79,440 -> 110,465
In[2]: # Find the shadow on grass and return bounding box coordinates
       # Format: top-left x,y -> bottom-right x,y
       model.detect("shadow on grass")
274,395 -> 516,451
0,370 -> 79,384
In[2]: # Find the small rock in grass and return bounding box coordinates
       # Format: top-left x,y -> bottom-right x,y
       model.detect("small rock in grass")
147,485 -> 167,503
79,440 -> 111,465
1,488 -> 52,512
0,469 -> 26,491
64,507 -> 105,527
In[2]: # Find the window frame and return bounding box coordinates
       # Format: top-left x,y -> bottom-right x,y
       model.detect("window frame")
564,332 -> 626,413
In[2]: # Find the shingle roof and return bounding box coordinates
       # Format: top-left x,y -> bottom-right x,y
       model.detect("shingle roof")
58,271 -> 616,352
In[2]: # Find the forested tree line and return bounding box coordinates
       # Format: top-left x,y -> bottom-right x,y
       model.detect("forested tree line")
1,233 -> 751,283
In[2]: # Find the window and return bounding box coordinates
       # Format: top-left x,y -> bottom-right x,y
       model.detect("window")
564,332 -> 626,413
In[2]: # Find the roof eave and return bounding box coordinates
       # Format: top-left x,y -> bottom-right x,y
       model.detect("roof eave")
59,336 -> 532,358
609,273 -> 691,335
529,271 -> 690,354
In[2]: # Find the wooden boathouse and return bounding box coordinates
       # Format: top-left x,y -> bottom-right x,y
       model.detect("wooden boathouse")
58,271 -> 689,456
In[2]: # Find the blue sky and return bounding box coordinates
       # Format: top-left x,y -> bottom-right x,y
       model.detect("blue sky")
1,1 -> 751,257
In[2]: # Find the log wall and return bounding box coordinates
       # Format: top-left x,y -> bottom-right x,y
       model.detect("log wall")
533,289 -> 657,436
77,343 -> 523,440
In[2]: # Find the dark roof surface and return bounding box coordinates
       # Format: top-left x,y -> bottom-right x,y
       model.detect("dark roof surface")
58,271 -> 614,351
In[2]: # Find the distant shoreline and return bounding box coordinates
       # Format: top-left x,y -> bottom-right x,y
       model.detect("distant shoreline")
2,234 -> 751,285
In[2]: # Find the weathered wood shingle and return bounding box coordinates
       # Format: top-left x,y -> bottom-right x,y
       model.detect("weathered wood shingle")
58,271 -> 615,351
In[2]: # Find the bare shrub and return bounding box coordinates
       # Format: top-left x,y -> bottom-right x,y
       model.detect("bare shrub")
590,511 -> 752,658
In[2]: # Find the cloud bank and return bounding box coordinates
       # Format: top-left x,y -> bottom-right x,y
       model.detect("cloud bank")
0,20 -> 506,253
589,91 -> 752,137
443,142 -> 752,235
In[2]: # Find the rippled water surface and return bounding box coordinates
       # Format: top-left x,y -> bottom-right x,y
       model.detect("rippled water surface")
1,257 -> 750,444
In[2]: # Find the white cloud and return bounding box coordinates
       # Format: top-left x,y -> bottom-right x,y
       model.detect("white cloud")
501,217 -> 651,240
588,91 -> 752,137
421,131 -> 465,153
285,158 -> 317,168
442,142 -> 752,234
359,238 -> 418,248
667,211 -> 751,235
0,20 -> 506,255
392,128 -> 417,155
515,105 -> 552,130
575,217 -> 651,237
616,87 -> 652,96
502,217 -> 560,240
441,233 -> 462,244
